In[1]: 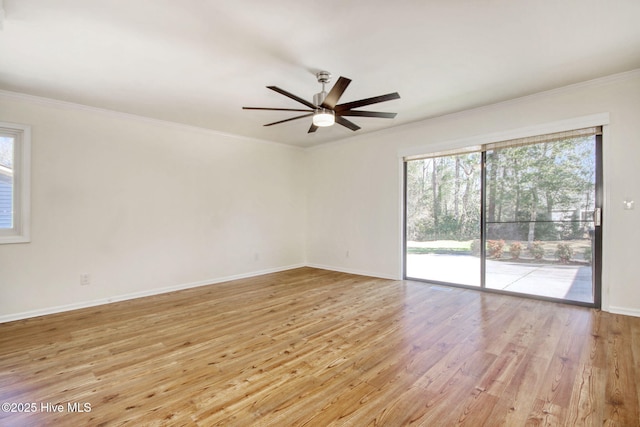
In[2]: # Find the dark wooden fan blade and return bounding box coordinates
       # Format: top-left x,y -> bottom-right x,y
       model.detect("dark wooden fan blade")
320,76 -> 351,109
267,86 -> 317,109
338,110 -> 397,119
264,113 -> 313,127
335,115 -> 361,131
243,107 -> 313,112
335,92 -> 400,111
308,124 -> 318,133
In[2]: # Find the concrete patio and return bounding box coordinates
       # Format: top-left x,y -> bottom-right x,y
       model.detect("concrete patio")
406,253 -> 593,303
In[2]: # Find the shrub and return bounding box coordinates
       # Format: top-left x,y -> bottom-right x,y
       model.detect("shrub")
530,241 -> 545,260
509,242 -> 522,259
470,239 -> 481,256
487,239 -> 505,259
556,243 -> 574,264
584,246 -> 592,264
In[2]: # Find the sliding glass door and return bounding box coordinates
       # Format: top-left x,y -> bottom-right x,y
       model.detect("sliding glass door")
405,153 -> 482,286
404,129 -> 602,306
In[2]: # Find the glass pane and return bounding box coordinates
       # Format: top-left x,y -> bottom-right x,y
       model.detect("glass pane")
484,136 -> 596,302
406,153 -> 481,286
0,136 -> 14,229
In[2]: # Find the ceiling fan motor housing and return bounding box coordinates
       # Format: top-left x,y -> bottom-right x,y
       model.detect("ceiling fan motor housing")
313,91 -> 327,106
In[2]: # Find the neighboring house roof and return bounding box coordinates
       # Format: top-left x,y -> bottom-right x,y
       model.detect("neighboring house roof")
0,168 -> 13,229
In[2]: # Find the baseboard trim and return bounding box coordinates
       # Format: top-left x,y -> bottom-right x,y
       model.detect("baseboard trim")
607,306 -> 640,318
306,263 -> 401,281
0,264 -> 305,323
4,264 -> 635,322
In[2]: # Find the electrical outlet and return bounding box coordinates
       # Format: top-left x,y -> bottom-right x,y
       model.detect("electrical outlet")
80,273 -> 90,286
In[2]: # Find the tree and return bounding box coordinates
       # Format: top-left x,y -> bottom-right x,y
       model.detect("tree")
406,136 -> 594,246
406,153 -> 480,242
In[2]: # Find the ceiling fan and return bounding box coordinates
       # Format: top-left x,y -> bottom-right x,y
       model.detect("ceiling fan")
242,71 -> 400,133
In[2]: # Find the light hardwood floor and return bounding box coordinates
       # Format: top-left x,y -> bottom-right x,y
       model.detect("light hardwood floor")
1,267 -> 639,426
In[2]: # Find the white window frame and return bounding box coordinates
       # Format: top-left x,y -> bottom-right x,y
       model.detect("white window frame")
0,122 -> 31,244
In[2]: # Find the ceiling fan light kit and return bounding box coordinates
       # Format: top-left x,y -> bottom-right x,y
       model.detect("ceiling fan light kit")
242,70 -> 400,134
312,109 -> 335,127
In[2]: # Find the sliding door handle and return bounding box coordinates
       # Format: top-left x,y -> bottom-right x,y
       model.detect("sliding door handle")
594,207 -> 602,227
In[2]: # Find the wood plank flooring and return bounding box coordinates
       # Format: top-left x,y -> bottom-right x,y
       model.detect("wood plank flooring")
1,267 -> 639,426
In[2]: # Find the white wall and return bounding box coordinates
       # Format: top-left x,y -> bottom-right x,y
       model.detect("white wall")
0,94 -> 307,321
2,70 -> 639,321
307,70 -> 640,316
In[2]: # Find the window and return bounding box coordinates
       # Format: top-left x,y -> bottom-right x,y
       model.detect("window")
0,122 -> 31,244
404,125 -> 603,307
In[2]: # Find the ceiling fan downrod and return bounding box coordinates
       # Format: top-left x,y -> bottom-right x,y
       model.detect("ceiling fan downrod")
313,71 -> 331,105
312,71 -> 334,127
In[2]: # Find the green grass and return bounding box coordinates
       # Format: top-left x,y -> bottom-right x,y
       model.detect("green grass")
407,247 -> 471,255
407,240 -> 473,255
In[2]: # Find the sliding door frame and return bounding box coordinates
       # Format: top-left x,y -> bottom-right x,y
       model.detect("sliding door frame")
593,133 -> 603,308
402,125 -> 604,309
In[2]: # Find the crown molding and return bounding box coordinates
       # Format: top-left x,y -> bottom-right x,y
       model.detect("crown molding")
2,68 -> 638,153
308,68 -> 640,152
0,89 -> 303,151
407,68 -> 640,128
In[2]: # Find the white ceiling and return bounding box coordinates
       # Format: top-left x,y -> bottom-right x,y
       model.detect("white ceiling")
1,0 -> 639,147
